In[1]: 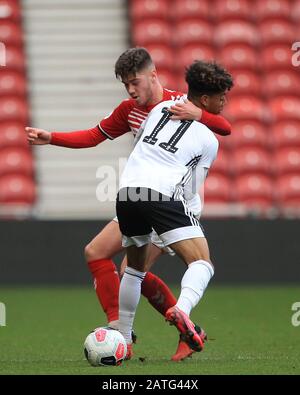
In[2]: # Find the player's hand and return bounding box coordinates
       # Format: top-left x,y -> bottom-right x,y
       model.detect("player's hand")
25,127 -> 51,145
170,98 -> 202,121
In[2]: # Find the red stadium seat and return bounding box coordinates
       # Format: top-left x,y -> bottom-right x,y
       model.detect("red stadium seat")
271,121 -> 300,149
215,133 -> 231,151
172,0 -> 211,21
175,45 -> 215,73
233,147 -> 273,176
274,148 -> 300,176
0,20 -> 22,45
229,70 -> 261,97
269,97 -> 300,122
204,173 -> 232,203
132,19 -> 172,46
176,19 -> 213,46
259,19 -> 296,46
146,44 -> 175,71
217,44 -> 258,71
0,121 -> 28,149
210,148 -> 231,176
213,0 -> 253,22
3,45 -> 25,71
235,174 -> 274,208
130,0 -> 169,21
0,147 -> 34,176
256,0 -> 291,21
214,20 -> 259,48
231,121 -> 270,149
157,70 -> 177,90
261,44 -> 295,71
292,0 -> 300,23
276,174 -> 300,208
0,174 -> 35,204
264,71 -> 300,98
176,75 -> 188,94
0,97 -> 28,122
223,96 -> 268,123
0,0 -> 20,21
0,70 -> 26,96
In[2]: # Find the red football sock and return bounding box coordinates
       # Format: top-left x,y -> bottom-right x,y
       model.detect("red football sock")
87,259 -> 120,323
141,272 -> 177,316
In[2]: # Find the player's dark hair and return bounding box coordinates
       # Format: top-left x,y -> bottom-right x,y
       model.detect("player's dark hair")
186,60 -> 233,99
115,47 -> 154,80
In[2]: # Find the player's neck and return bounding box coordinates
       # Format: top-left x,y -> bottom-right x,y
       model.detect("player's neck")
150,84 -> 164,106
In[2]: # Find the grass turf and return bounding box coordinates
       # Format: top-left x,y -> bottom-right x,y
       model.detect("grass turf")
0,286 -> 299,375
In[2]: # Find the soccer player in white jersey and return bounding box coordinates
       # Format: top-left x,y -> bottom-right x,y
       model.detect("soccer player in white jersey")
116,60 -> 233,358
26,48 -> 232,361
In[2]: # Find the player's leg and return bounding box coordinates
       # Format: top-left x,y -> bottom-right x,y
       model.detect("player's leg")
141,245 -> 199,362
116,188 -> 154,358
120,245 -> 200,361
84,219 -> 124,327
120,244 -> 177,316
118,243 -> 151,358
165,237 -> 214,352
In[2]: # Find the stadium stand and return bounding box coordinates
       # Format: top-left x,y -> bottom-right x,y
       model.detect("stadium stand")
0,0 -> 21,21
271,121 -> 300,148
172,0 -> 211,21
218,44 -> 259,72
230,120 -> 271,150
0,0 -> 35,216
235,174 -> 274,211
276,174 -> 300,215
2,0 -> 298,219
203,173 -> 232,203
229,70 -> 261,97
213,0 -> 254,22
22,0 -> 130,219
261,44 -> 294,71
129,0 -> 299,218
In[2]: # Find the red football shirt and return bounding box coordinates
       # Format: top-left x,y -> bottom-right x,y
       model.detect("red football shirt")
50,89 -> 231,148
99,89 -> 183,140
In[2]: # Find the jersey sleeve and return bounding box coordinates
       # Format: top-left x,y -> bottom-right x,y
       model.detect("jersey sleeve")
201,111 -> 232,136
201,137 -> 219,169
99,100 -> 133,139
50,126 -> 106,148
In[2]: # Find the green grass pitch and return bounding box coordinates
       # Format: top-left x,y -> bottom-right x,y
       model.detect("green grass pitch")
0,286 -> 299,375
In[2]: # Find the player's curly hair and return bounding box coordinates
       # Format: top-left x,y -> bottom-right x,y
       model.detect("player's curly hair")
115,47 -> 154,80
186,60 -> 233,99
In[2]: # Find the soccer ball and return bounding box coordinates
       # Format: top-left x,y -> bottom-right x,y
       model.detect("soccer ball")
84,327 -> 127,366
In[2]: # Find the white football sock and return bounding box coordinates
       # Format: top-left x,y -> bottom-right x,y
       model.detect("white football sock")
119,266 -> 146,344
176,260 -> 214,316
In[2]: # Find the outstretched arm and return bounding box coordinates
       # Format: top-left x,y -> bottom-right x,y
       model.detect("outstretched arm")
26,125 -> 106,148
169,99 -> 231,136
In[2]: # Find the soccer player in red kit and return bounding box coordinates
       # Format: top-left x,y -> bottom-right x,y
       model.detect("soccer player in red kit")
26,48 -> 231,361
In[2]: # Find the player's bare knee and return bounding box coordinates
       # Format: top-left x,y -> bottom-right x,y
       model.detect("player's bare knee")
84,243 -> 93,261
85,242 -> 102,261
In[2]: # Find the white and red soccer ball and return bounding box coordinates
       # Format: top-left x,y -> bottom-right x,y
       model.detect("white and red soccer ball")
84,327 -> 127,366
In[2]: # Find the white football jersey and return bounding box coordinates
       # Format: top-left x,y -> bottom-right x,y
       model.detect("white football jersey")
119,100 -> 219,200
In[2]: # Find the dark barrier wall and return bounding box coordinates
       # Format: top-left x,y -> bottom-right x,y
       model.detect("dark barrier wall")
0,220 -> 299,285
